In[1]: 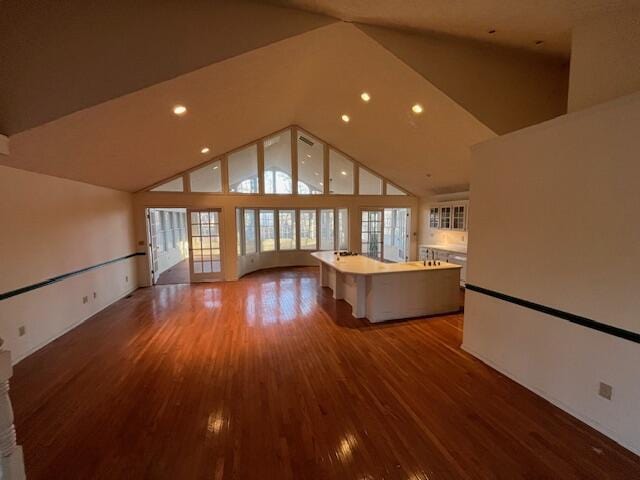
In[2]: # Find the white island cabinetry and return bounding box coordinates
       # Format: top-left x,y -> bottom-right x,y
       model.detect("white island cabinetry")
312,251 -> 461,323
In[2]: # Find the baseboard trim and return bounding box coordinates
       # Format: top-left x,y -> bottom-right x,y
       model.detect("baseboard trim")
13,286 -> 138,366
461,342 -> 640,456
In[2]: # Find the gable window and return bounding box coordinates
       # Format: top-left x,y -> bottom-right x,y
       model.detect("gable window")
297,131 -> 324,194
329,149 -> 354,195
190,160 -> 222,193
150,177 -> 184,192
358,168 -> 382,195
228,144 -> 258,193
386,183 -> 406,195
264,130 -> 292,194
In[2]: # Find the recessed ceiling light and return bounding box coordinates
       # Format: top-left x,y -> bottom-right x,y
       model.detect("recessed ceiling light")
411,104 -> 424,114
319,182 -> 324,186
213,165 -> 219,170
173,105 -> 187,116
306,154 -> 311,158
200,147 -> 210,154
341,114 -> 350,123
360,92 -> 371,102
314,172 -> 319,176
341,170 -> 347,176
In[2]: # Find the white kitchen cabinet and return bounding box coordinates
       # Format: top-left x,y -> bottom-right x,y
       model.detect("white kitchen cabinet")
427,201 -> 468,232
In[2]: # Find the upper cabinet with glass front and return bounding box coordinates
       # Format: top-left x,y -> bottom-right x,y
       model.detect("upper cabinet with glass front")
429,201 -> 468,231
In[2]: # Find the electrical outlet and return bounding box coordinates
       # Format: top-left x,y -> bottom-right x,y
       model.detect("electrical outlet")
82,296 -> 88,304
598,382 -> 613,400
93,291 -> 97,299
18,326 -> 26,337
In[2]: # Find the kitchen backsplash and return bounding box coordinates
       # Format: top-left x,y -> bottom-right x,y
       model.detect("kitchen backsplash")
425,229 -> 467,247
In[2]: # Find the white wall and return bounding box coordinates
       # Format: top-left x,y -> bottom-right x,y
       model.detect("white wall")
463,92 -> 640,454
0,166 -> 138,363
568,8 -> 640,112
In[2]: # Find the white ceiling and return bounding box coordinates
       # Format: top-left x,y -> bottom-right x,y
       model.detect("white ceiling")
266,0 -> 640,56
2,23 -> 494,196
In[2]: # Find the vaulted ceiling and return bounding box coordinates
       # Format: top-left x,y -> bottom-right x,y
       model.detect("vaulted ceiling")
267,0 -> 639,57
0,0 -> 577,196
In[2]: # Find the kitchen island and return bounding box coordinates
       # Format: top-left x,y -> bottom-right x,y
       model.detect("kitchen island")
311,251 -> 462,322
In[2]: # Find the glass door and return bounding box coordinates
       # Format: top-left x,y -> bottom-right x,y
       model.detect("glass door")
147,209 -> 160,284
187,209 -> 223,282
361,209 -> 383,260
383,208 -> 410,263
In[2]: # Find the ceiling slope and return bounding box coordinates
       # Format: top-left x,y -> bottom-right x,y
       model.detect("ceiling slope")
264,0 -> 640,57
357,24 -> 569,134
3,23 -> 495,196
0,0 -> 335,135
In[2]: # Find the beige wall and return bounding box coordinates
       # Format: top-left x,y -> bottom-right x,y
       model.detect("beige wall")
463,92 -> 640,454
568,9 -> 640,112
133,192 -> 419,284
0,166 -> 137,363
357,24 -> 569,135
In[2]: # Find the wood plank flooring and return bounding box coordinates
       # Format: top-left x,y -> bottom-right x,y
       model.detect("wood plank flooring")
12,267 -> 640,479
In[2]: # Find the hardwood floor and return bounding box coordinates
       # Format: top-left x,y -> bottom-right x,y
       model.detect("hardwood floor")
12,267 -> 640,479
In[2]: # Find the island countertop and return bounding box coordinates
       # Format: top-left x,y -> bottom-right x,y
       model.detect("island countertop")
311,251 -> 461,276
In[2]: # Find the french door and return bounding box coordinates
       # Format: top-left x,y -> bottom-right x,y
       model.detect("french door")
361,208 -> 410,262
361,209 -> 384,260
187,209 -> 224,282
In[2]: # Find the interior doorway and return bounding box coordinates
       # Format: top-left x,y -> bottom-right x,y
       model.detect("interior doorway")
147,208 -> 190,285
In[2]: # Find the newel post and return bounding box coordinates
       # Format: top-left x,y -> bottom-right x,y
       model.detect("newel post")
0,339 -> 26,480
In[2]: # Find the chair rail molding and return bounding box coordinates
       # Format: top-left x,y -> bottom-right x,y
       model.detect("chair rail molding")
0,338 -> 26,480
